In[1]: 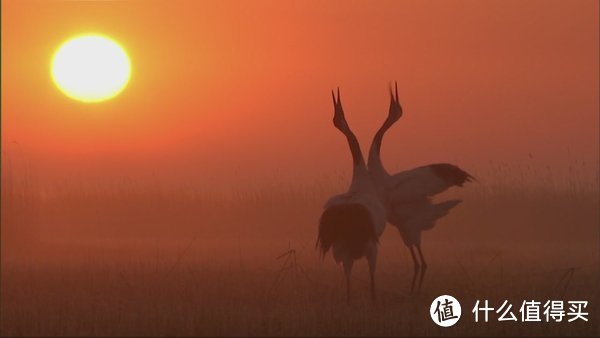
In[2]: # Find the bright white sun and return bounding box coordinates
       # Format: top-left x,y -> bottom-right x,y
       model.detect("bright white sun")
51,34 -> 131,103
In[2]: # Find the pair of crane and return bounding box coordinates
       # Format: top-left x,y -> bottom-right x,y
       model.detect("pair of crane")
316,83 -> 474,303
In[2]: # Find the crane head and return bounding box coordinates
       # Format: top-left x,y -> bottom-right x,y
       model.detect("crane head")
332,87 -> 349,132
388,81 -> 403,123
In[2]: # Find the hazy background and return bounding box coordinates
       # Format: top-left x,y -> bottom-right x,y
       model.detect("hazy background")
2,1 -> 599,336
2,0 -> 598,190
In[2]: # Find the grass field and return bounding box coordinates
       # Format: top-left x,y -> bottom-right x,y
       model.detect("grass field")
1,159 -> 599,336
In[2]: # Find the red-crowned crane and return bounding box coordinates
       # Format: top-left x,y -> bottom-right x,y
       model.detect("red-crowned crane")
317,88 -> 386,304
368,83 -> 474,293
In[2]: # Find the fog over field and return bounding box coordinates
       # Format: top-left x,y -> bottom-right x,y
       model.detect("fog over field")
2,0 -> 599,336
2,150 -> 599,336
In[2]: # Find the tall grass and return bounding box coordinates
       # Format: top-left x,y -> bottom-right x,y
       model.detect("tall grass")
1,149 -> 40,251
1,155 -> 598,336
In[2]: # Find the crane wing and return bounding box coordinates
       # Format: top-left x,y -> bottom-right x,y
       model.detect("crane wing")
323,192 -> 387,237
388,199 -> 462,245
386,163 -> 473,202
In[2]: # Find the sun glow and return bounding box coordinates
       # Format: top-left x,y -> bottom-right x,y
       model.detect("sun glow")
51,34 -> 131,103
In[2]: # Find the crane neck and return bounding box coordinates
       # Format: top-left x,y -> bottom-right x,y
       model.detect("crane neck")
341,129 -> 370,192
368,117 -> 395,179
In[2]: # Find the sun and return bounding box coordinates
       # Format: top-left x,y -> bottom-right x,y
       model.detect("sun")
51,34 -> 131,103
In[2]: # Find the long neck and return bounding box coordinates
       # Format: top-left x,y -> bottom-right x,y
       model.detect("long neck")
368,118 -> 394,178
341,129 -> 369,191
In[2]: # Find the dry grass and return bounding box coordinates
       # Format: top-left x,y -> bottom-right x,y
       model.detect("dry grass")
1,156 -> 599,336
1,240 -> 598,337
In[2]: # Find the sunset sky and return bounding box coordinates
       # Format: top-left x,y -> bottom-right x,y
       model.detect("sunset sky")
2,0 -> 598,190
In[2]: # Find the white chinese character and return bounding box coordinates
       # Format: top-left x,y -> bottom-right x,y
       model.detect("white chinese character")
567,301 -> 588,322
519,300 -> 542,322
543,300 -> 565,322
472,300 -> 494,322
496,300 -> 517,321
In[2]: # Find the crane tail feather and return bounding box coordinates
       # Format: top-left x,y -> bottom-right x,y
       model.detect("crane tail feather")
317,203 -> 377,259
429,163 -> 474,187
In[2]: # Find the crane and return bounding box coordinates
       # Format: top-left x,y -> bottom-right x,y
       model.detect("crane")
317,88 -> 386,303
368,83 -> 474,292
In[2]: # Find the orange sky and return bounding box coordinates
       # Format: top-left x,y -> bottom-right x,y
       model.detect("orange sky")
2,0 -> 598,190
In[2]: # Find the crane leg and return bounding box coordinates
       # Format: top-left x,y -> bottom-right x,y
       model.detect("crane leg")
409,246 -> 420,293
343,260 -> 353,305
346,274 -> 351,305
416,244 -> 427,292
367,254 -> 377,304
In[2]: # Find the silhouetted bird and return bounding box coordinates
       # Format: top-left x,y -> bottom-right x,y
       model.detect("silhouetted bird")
367,82 -> 474,292
317,88 -> 386,304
